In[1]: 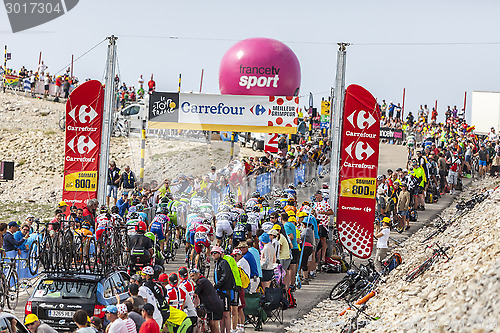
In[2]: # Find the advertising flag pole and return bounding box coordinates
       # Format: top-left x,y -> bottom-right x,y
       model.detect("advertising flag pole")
329,42 -> 349,229
3,45 -> 7,93
97,35 -> 118,205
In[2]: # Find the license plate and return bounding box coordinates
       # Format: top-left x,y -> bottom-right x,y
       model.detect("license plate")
48,310 -> 73,318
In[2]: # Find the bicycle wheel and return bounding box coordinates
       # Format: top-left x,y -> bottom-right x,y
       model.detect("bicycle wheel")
28,240 -> 39,276
41,236 -> 53,271
0,274 -> 6,312
86,237 -> 98,273
329,279 -> 352,301
58,117 -> 66,130
405,259 -> 432,282
62,230 -> 74,270
72,236 -> 84,272
7,270 -> 19,310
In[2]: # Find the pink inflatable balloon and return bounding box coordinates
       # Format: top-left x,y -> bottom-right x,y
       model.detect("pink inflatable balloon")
219,38 -> 301,96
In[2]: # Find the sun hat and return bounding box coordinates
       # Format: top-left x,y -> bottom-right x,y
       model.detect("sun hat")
104,305 -> 118,314
210,246 -> 223,254
268,229 -> 279,237
140,266 -> 154,276
116,304 -> 128,315
297,211 -> 308,218
25,314 -> 39,325
259,233 -> 270,244
231,248 -> 243,255
272,224 -> 281,231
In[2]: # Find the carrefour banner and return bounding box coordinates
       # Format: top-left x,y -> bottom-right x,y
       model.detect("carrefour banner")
62,80 -> 104,208
148,92 -> 300,134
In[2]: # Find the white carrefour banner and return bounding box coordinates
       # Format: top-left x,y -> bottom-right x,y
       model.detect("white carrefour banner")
148,92 -> 300,134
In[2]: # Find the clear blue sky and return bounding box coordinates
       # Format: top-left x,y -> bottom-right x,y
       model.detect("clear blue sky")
2,0 -> 500,123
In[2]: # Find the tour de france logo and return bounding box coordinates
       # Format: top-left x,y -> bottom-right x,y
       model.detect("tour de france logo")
4,0 -> 79,33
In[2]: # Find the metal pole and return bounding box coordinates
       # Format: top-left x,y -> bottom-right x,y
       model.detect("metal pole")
402,88 -> 406,120
329,42 -> 349,225
38,52 -> 42,65
178,74 -> 181,93
230,132 -> 235,161
140,119 -> 146,183
308,92 -> 313,141
199,69 -> 204,93
463,91 -> 467,119
71,54 -> 74,78
3,45 -> 6,93
97,35 -> 118,205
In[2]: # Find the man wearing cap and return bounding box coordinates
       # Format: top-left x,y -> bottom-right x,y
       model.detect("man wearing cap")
411,159 -> 427,209
131,271 -> 163,327
232,248 -> 249,333
24,314 -> 57,333
139,303 -> 160,333
259,233 -> 276,289
283,214 -> 299,287
313,190 -> 333,264
3,221 -> 28,257
104,305 -> 128,333
374,218 -> 391,273
117,192 -> 130,217
191,268 -> 223,333
58,200 -> 68,215
211,245 -> 235,333
107,160 -> 121,207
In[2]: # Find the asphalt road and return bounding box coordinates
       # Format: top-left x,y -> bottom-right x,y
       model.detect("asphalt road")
11,143 -> 422,332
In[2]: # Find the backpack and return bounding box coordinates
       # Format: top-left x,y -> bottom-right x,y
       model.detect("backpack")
383,253 -> 402,273
450,159 -> 459,172
284,287 -> 296,308
278,137 -> 287,149
409,208 -> 418,222
322,258 -> 341,273
238,267 -> 250,289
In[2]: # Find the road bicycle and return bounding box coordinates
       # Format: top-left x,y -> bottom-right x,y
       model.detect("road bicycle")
339,302 -> 379,333
0,257 -> 20,310
163,223 -> 178,264
329,260 -> 378,302
405,243 -> 452,282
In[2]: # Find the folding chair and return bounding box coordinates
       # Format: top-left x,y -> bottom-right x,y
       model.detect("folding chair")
244,292 -> 266,331
262,286 -> 284,325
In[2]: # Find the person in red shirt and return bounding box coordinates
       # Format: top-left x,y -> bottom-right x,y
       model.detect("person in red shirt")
148,74 -> 156,94
55,76 -> 62,100
139,303 -> 160,333
178,267 -> 195,299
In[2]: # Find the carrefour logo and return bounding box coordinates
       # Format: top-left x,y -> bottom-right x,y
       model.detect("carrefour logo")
238,65 -> 280,89
250,104 -> 267,116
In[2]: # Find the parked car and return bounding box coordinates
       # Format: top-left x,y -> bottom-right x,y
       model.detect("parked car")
26,271 -> 130,331
0,311 -> 30,333
239,132 -> 265,151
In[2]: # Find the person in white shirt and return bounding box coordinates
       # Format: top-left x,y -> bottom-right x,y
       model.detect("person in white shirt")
138,75 -> 144,88
104,305 -> 128,333
37,61 -> 48,79
131,275 -> 163,327
374,218 -> 391,273
233,248 -> 250,333
488,127 -> 498,143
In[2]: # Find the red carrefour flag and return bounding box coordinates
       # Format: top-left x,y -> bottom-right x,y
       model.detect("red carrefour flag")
62,80 -> 104,208
336,84 -> 380,259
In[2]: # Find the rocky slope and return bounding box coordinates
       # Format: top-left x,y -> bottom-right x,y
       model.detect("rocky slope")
0,92 -> 250,220
287,178 -> 500,333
